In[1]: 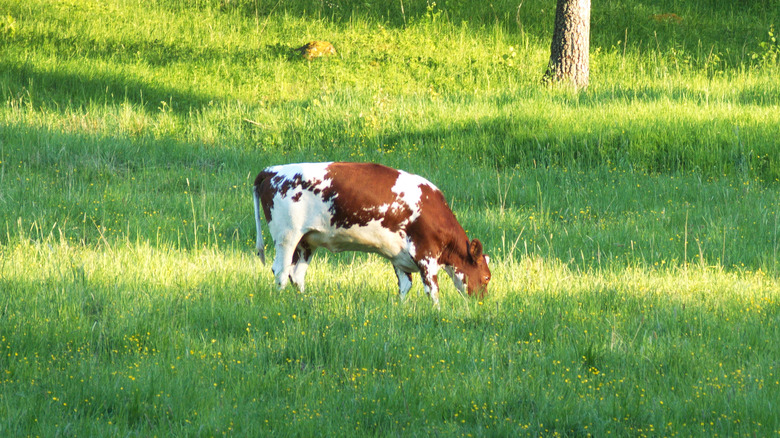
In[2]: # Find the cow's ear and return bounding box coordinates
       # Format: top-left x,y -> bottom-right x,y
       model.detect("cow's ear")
469,239 -> 483,260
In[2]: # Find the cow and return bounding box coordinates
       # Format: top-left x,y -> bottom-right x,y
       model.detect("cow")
253,162 -> 491,307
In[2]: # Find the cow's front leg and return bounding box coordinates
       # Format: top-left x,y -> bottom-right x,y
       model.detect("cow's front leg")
417,258 -> 441,308
393,266 -> 413,301
443,266 -> 467,297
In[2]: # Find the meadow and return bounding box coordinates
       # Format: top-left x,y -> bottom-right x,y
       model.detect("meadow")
1,0 -> 779,436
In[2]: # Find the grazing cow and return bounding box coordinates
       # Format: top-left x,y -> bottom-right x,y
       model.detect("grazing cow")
253,162 -> 491,306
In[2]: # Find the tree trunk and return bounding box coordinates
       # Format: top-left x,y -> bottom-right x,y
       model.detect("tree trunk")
544,0 -> 590,89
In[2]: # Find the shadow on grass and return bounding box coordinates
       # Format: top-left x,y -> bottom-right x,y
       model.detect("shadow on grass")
3,95 -> 779,273
333,110 -> 778,182
1,61 -> 217,114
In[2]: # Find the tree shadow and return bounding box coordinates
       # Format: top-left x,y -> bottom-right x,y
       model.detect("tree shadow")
2,60 -> 216,114
372,109 -> 776,181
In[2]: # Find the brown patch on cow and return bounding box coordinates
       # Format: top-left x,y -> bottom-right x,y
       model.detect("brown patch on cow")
319,163 -> 413,231
272,174 -> 299,197
255,170 -> 278,222
407,183 -> 460,259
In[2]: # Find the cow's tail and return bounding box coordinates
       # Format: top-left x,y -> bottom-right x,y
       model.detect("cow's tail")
253,176 -> 266,264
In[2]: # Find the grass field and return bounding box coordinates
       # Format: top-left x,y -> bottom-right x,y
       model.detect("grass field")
1,0 -> 779,436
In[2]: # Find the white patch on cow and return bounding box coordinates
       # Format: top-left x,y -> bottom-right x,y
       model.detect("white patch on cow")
304,218 -> 406,257
391,170 -> 438,224
289,255 -> 310,292
407,241 -> 417,258
418,256 -> 438,270
417,256 -> 440,308
417,257 -> 439,288
363,204 -> 389,216
417,256 -> 441,307
265,175 -> 331,288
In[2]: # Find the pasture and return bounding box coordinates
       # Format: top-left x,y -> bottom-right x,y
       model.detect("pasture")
1,0 -> 779,435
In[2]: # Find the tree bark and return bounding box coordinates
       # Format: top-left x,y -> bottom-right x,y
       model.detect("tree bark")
544,0 -> 591,89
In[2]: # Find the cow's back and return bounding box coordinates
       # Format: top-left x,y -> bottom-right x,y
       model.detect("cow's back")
319,163 -> 435,231
256,162 -> 440,260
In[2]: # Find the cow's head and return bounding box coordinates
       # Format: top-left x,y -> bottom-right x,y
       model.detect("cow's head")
451,239 -> 491,297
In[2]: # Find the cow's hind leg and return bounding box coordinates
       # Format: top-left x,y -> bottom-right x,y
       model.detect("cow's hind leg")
289,241 -> 313,293
271,234 -> 301,290
393,266 -> 413,301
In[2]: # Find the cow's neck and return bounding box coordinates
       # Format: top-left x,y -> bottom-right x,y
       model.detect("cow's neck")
439,229 -> 471,269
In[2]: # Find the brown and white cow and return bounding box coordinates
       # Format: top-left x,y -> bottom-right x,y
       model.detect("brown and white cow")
253,162 -> 490,306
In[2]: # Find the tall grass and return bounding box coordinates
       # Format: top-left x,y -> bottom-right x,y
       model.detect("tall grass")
1,0 -> 778,435
2,237 -> 777,435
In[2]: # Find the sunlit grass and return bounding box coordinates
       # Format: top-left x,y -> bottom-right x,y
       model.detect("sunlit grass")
1,0 -> 779,435
1,239 -> 777,435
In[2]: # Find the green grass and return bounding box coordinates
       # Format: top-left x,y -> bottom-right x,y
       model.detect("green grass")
3,241 -> 777,436
1,0 -> 779,436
